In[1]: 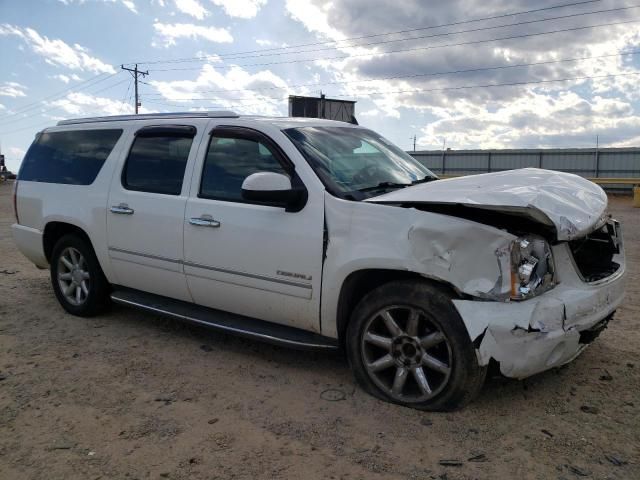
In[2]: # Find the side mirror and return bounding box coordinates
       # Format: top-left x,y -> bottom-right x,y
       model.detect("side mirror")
241,172 -> 305,211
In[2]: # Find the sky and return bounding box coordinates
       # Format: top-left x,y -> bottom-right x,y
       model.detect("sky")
1,0 -> 640,172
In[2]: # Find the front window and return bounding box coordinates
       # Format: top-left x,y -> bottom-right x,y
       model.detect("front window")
284,126 -> 436,199
200,134 -> 289,203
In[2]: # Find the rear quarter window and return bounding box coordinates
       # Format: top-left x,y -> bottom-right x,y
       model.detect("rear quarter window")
19,129 -> 123,185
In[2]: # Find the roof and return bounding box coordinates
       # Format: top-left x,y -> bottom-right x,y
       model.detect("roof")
57,111 -> 239,126
55,111 -> 360,129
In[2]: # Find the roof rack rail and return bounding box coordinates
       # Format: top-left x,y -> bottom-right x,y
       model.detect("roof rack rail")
57,111 -> 239,126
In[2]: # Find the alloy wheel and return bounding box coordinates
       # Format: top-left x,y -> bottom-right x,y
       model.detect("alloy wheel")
57,247 -> 91,306
361,305 -> 452,403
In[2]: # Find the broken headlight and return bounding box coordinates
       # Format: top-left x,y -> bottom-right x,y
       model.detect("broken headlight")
510,235 -> 555,300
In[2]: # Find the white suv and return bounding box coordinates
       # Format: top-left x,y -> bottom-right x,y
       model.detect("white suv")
12,111 -> 625,410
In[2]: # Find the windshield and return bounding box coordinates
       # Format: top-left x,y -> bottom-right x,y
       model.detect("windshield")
284,126 -> 437,199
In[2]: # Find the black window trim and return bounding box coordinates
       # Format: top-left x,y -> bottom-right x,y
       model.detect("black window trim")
135,124 -> 197,138
197,125 -> 308,210
121,124 -> 197,196
18,127 -> 124,186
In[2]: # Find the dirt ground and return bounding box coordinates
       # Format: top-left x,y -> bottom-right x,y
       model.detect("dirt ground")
0,180 -> 638,480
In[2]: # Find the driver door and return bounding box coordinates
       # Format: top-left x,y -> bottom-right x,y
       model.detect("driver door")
183,126 -> 325,332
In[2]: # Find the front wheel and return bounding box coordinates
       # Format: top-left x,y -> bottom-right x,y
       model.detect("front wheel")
346,280 -> 486,411
50,234 -> 110,317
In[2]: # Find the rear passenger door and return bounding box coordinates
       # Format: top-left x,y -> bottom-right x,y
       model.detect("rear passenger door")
106,124 -> 201,301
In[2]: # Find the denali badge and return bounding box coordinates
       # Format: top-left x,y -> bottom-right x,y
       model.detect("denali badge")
277,270 -> 312,281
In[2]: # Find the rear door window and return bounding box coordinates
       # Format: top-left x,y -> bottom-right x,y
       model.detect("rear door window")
19,129 -> 123,185
122,126 -> 196,196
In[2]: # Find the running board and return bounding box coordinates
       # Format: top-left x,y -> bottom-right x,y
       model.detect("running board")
110,287 -> 339,351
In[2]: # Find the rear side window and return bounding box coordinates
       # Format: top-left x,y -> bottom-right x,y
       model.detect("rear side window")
19,129 -> 122,185
122,126 -> 195,195
200,135 -> 289,202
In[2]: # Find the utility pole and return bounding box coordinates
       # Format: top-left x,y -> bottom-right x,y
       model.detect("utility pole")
121,64 -> 148,114
412,135 -> 417,152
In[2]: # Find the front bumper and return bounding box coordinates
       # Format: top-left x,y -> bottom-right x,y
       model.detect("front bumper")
452,242 -> 625,379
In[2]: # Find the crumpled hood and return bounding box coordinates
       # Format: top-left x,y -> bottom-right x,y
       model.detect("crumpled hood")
365,168 -> 608,241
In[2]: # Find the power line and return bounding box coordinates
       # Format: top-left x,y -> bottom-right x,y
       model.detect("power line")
128,0 -> 604,66
153,70 -> 640,103
335,71 -> 640,97
0,78 -> 131,132
148,4 -> 639,66
121,78 -> 133,106
149,18 -> 640,72
1,119 -> 59,136
126,74 -> 136,108
144,49 -> 640,96
143,99 -> 280,111
0,72 -> 120,121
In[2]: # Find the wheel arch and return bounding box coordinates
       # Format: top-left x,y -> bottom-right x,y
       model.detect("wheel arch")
335,269 -> 462,349
43,221 -> 96,263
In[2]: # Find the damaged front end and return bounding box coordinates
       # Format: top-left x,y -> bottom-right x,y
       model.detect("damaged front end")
509,235 -> 555,300
362,169 -> 626,379
453,219 -> 625,379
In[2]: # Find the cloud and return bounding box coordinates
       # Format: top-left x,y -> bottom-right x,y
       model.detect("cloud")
285,0 -> 343,40
58,0 -> 138,14
53,74 -> 71,84
148,63 -> 290,115
0,24 -> 115,74
418,92 -> 640,149
359,108 -> 382,117
51,73 -> 83,84
209,0 -> 267,19
0,81 -> 27,97
255,38 -> 289,48
152,22 -> 233,47
284,0 -> 640,147
174,0 -> 208,19
49,91 -> 135,116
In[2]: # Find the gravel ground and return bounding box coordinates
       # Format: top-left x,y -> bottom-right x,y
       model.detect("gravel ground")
0,180 -> 638,480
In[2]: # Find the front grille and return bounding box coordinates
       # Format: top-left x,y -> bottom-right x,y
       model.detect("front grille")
569,220 -> 621,283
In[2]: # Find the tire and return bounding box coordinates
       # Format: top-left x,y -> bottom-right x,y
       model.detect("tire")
346,280 -> 486,411
50,234 -> 110,317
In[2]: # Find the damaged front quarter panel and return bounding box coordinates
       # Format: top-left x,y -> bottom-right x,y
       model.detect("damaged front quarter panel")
320,194 -> 517,338
406,223 -> 514,301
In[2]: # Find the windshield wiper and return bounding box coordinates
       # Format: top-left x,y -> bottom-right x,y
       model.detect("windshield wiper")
356,176 -> 438,194
357,181 -> 412,193
411,175 -> 439,185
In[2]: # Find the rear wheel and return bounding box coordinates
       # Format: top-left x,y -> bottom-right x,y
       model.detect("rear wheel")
50,234 -> 110,317
346,280 -> 486,411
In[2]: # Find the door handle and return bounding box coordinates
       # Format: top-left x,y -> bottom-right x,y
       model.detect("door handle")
110,204 -> 134,215
189,217 -> 221,228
